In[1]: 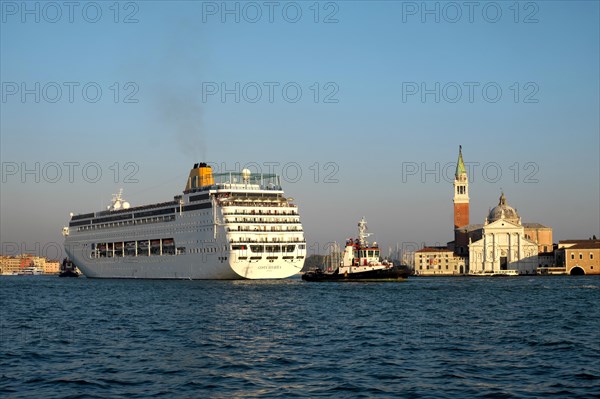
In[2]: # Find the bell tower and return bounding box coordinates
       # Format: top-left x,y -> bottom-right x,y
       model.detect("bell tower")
453,145 -> 469,229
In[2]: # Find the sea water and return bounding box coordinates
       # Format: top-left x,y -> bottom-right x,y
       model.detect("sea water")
1,276 -> 598,398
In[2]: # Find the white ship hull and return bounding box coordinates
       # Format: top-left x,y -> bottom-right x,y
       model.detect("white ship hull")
63,165 -> 306,280
64,249 -> 302,279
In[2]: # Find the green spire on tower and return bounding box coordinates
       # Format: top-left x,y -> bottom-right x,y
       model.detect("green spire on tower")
455,145 -> 466,178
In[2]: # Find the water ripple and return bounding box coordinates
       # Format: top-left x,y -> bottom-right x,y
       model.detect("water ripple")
1,276 -> 599,398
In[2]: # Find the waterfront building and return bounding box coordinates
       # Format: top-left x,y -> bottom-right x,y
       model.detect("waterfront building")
555,240 -> 600,275
413,247 -> 466,276
43,260 -> 60,274
455,222 -> 552,263
536,246 -> 561,274
523,224 -> 553,254
0,256 -> 22,275
0,255 -> 59,275
468,193 -> 539,275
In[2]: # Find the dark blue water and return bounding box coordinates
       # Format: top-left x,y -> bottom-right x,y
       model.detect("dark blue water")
1,276 -> 599,398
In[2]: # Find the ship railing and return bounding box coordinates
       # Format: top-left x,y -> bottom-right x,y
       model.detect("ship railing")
222,210 -> 298,216
226,227 -> 303,232
214,183 -> 283,191
228,238 -> 306,243
224,219 -> 301,224
93,200 -> 178,217
211,172 -> 281,188
219,202 -> 296,208
76,215 -> 175,232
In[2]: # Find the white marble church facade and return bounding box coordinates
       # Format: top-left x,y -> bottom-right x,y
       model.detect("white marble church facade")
469,194 -> 539,275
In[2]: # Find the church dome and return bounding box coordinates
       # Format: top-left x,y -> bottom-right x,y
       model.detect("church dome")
487,193 -> 520,224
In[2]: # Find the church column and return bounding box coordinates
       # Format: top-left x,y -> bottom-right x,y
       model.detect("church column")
482,234 -> 487,273
492,233 -> 496,272
508,233 -> 512,263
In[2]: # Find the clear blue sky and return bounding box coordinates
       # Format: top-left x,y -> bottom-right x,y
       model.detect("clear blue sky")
1,1 -> 599,258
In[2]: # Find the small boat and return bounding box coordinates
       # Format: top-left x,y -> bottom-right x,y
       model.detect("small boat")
302,217 -> 409,282
16,266 -> 44,275
59,258 -> 80,277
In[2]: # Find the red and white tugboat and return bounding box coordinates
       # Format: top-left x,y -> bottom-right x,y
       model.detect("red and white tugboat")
302,217 -> 409,282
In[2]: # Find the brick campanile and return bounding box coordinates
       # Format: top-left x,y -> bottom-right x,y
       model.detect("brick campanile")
453,145 -> 469,229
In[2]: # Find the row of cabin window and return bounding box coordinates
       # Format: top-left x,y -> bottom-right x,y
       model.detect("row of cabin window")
231,244 -> 300,253
92,239 -> 178,257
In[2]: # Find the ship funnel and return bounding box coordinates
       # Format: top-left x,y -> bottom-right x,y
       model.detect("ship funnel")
185,162 -> 215,191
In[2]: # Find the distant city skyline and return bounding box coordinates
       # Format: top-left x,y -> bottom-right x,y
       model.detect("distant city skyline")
1,1 -> 598,258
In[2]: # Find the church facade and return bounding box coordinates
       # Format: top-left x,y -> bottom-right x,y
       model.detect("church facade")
468,194 -> 540,275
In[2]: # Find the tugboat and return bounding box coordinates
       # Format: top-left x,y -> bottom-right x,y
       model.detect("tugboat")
302,217 -> 409,282
59,258 -> 80,278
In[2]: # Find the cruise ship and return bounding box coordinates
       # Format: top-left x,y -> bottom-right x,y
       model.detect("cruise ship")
62,163 -> 306,279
